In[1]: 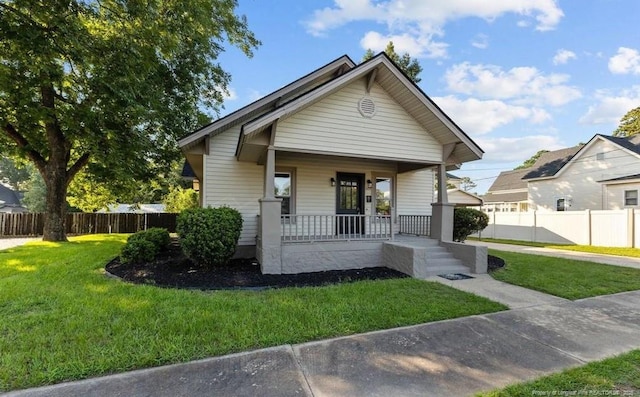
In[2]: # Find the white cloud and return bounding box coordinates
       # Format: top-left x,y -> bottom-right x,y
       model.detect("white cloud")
471,34 -> 489,49
433,95 -> 550,135
552,49 -> 576,65
360,31 -> 447,58
476,135 -> 565,162
579,86 -> 640,125
306,0 -> 564,58
608,47 -> 640,75
224,87 -> 238,101
444,62 -> 581,106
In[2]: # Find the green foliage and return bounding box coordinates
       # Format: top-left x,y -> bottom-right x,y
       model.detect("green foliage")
453,207 -> 489,242
459,176 -> 477,192
363,41 -> 423,83
613,106 -> 640,137
514,149 -> 549,170
0,0 -> 259,240
120,228 -> 170,264
163,186 -> 200,213
66,171 -> 118,212
20,171 -> 46,212
0,157 -> 30,191
177,207 -> 243,267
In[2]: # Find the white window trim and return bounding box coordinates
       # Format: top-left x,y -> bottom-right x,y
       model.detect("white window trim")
624,189 -> 638,207
275,167 -> 296,216
372,173 -> 394,221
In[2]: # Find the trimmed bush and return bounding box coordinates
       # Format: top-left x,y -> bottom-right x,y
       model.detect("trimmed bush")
453,207 -> 489,242
177,206 -> 243,267
120,228 -> 170,264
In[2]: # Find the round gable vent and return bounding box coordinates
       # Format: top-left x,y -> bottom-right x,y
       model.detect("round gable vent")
358,97 -> 376,118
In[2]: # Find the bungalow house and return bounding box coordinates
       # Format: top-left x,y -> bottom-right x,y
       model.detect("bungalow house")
525,134 -> 640,211
481,169 -> 532,213
179,53 -> 486,275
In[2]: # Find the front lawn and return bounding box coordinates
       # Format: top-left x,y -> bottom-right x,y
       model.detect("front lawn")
471,237 -> 640,258
0,235 -> 507,391
490,250 -> 640,300
478,349 -> 640,396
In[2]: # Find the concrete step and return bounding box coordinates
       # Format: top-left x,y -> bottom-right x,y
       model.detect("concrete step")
423,264 -> 472,278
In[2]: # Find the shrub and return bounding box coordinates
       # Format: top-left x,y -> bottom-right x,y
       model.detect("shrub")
453,207 -> 489,242
163,186 -> 200,213
177,206 -> 243,267
120,228 -> 170,264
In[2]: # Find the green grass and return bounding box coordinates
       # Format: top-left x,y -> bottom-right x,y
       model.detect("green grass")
0,235 -> 507,391
478,349 -> 640,396
471,237 -> 640,258
490,249 -> 640,300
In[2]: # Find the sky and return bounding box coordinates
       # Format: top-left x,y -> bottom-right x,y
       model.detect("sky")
214,0 -> 640,194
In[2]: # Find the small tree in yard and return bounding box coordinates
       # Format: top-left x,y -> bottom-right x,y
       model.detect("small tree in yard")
163,186 -> 199,213
453,208 -> 489,242
177,207 -> 243,267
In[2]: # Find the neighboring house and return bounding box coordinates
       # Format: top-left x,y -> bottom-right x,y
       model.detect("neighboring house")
179,53 -> 485,274
98,204 -> 166,213
481,169 -> 531,212
0,184 -> 27,213
440,173 -> 483,207
525,134 -> 640,211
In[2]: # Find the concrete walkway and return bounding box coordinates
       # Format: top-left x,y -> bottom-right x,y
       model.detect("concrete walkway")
0,237 -> 39,251
5,290 -> 640,397
467,240 -> 640,270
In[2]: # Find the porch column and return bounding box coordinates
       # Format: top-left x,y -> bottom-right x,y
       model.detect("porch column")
258,146 -> 283,274
431,163 -> 455,241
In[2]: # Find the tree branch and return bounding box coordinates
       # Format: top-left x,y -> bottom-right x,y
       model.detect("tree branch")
67,152 -> 91,183
2,123 -> 47,171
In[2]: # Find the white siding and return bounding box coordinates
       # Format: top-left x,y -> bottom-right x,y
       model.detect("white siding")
203,127 -> 264,245
277,152 -> 397,216
275,80 -> 442,163
396,169 -> 434,216
605,182 -> 640,209
529,139 -> 640,211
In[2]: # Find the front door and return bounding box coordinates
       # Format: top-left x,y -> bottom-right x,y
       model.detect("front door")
336,172 -> 364,235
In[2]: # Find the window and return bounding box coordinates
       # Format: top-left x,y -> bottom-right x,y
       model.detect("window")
596,152 -> 605,161
375,177 -> 391,215
556,198 -> 566,211
625,190 -> 638,206
275,172 -> 291,214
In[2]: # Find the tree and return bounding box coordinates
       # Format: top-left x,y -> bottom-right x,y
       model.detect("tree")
514,150 -> 549,170
163,186 -> 199,213
459,177 -> 477,192
363,41 -> 423,83
613,106 -> 640,137
0,156 -> 30,191
21,171 -> 46,212
0,0 -> 259,241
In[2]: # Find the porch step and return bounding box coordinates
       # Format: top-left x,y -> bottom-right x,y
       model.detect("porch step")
383,239 -> 473,279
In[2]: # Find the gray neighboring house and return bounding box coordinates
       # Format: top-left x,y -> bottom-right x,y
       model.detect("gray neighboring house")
179,53 -> 487,275
0,184 -> 27,213
481,169 -> 530,212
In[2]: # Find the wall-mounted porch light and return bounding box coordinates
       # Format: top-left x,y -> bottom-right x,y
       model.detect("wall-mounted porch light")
330,177 -> 336,187
367,179 -> 372,188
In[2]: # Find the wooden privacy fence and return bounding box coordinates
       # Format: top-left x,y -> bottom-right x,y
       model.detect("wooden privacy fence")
0,212 -> 177,237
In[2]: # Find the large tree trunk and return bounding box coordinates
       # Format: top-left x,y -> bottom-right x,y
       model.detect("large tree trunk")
42,161 -> 69,242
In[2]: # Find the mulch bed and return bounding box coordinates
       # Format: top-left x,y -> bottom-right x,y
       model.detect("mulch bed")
105,239 -> 408,290
488,255 -> 506,272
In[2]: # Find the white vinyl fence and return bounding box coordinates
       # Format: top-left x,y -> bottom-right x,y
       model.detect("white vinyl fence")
479,209 -> 639,248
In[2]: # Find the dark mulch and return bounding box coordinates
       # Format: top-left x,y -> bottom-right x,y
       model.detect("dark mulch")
105,239 -> 408,290
488,254 -> 506,272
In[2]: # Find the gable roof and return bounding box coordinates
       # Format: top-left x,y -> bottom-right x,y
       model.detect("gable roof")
522,145 -> 584,180
599,173 -> 640,183
0,184 -> 22,206
487,169 -> 529,192
179,55 -> 356,150
239,52 -> 483,164
599,134 -> 640,155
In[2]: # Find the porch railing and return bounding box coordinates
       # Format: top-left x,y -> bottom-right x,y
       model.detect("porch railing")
281,214 -> 392,242
398,215 -> 431,236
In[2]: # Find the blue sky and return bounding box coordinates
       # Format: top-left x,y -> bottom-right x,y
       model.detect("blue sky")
215,0 -> 640,193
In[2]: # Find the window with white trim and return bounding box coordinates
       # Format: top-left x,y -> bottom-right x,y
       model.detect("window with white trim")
275,171 -> 293,214
625,190 -> 638,206
375,177 -> 391,215
556,198 -> 566,211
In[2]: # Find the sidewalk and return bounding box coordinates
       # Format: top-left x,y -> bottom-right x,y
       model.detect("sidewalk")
466,240 -> 640,270
0,237 -> 39,251
5,290 -> 640,397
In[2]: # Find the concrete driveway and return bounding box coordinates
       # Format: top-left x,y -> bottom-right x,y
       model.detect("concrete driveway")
0,237 -> 39,251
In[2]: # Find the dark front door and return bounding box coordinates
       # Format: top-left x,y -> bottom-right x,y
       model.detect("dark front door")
336,172 -> 364,235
